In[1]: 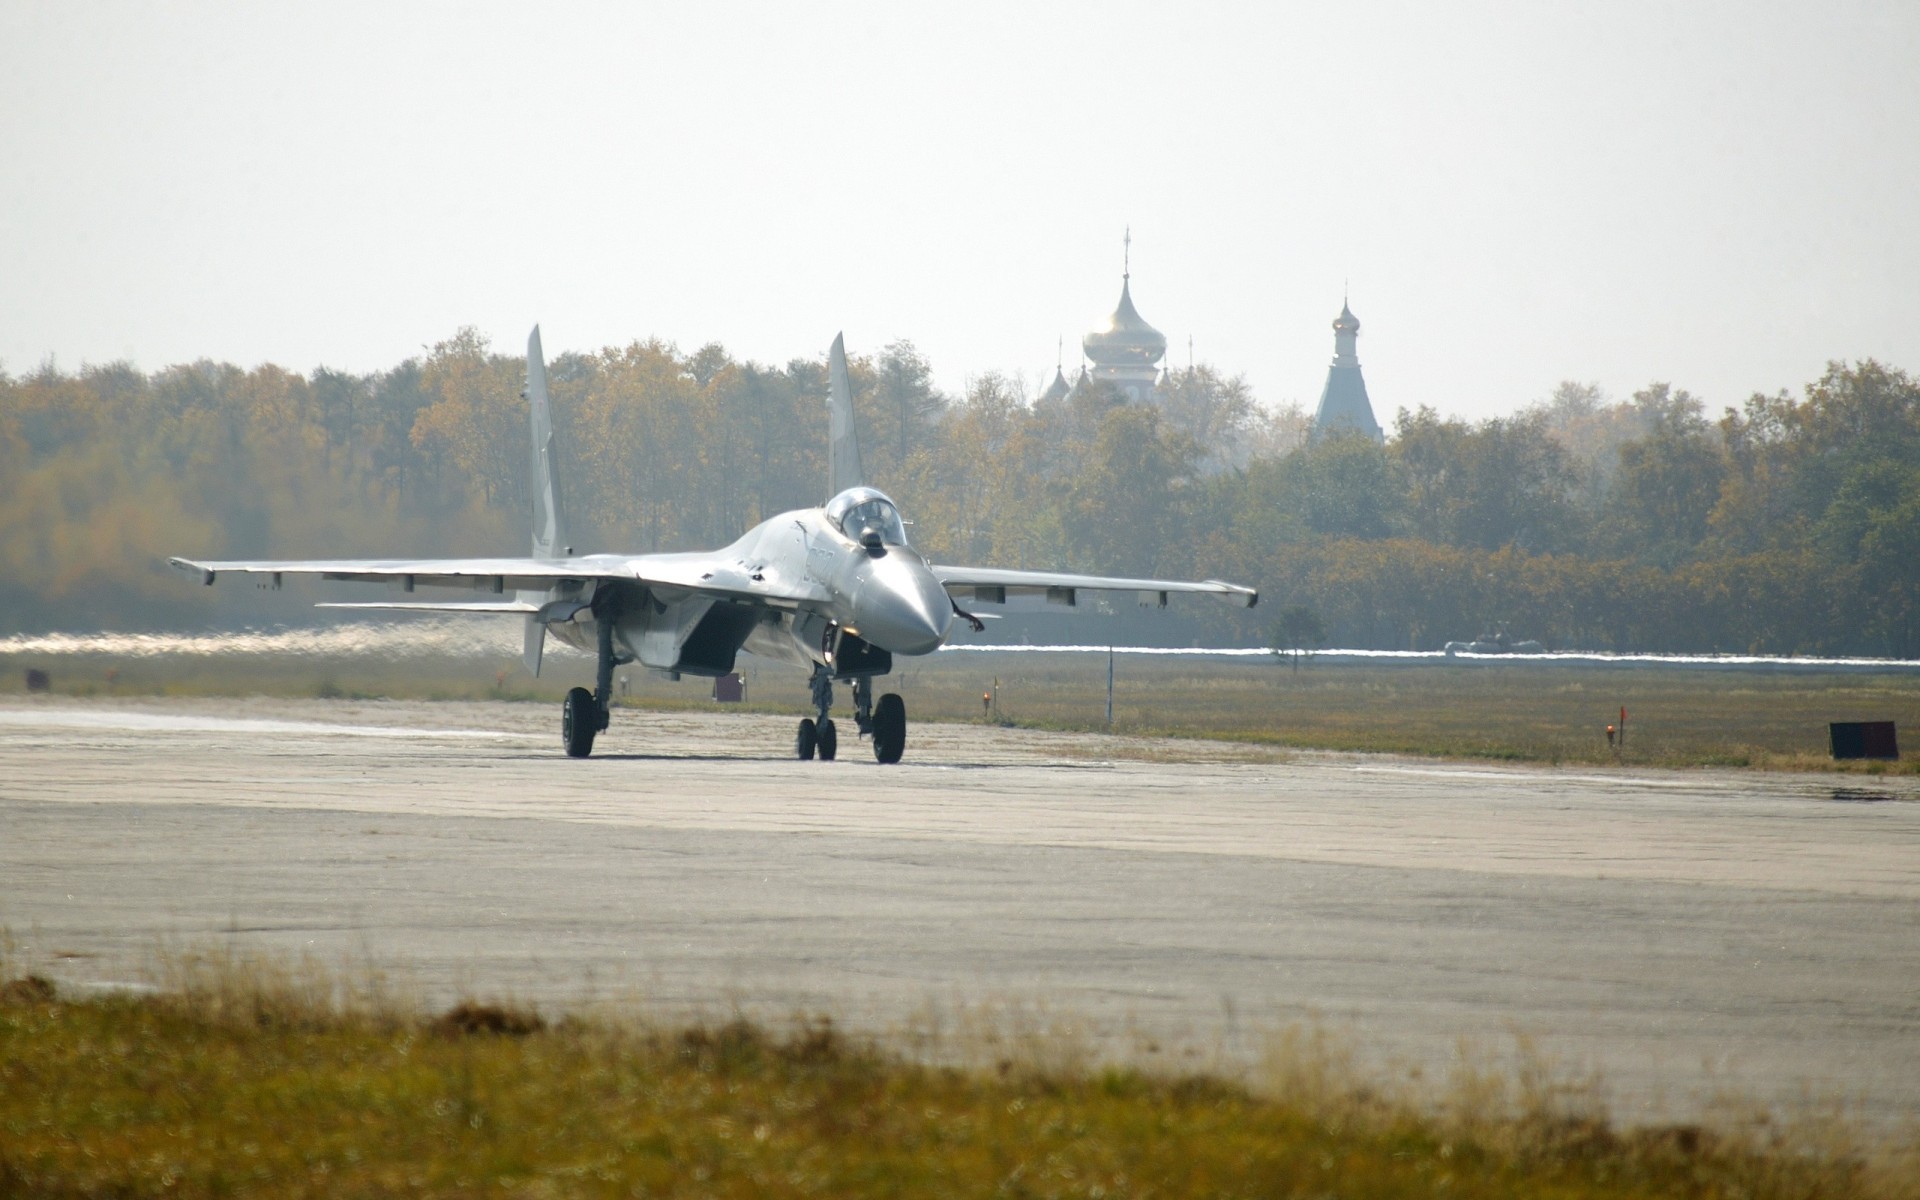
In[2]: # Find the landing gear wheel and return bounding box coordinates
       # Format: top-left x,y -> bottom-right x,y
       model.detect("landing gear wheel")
562,687 -> 597,758
872,693 -> 906,764
817,718 -> 838,761
796,717 -> 818,760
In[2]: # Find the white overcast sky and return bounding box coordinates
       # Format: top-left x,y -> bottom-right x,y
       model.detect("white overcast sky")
3,1 -> 1916,423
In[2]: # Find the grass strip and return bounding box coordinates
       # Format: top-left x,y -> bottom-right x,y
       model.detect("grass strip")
2,966 -> 1913,1199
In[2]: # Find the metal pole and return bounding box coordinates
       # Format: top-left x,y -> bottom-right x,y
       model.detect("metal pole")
1106,645 -> 1114,730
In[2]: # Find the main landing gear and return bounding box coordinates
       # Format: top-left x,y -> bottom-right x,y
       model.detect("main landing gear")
797,666 -> 907,764
562,615 -> 616,758
871,692 -> 906,764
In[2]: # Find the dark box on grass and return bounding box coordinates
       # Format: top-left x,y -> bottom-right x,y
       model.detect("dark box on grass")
1830,721 -> 1899,760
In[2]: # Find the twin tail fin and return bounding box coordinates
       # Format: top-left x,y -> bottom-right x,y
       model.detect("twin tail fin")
527,326 -> 569,560
523,325 -> 569,675
827,332 -> 864,500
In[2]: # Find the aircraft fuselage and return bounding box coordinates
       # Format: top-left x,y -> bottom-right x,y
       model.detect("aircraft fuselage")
546,488 -> 952,681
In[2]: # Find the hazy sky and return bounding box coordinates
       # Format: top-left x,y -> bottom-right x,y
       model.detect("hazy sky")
3,1 -> 1916,423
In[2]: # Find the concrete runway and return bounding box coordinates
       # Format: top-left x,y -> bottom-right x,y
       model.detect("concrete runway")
4,695 -> 1918,1124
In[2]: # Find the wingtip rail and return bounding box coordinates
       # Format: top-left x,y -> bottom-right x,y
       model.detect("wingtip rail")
1203,580 -> 1260,608
169,556 -> 215,585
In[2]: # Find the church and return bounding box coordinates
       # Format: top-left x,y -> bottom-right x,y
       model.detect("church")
1040,250 -> 1385,445
1035,254 -> 1170,407
1309,299 -> 1383,443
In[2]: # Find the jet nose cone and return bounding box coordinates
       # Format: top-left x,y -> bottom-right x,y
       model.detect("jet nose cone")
856,557 -> 953,656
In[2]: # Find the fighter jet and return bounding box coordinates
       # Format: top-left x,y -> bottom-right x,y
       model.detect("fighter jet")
172,329 -> 1257,762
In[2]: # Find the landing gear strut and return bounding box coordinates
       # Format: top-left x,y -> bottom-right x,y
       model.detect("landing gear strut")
562,613 -> 616,758
852,676 -> 874,736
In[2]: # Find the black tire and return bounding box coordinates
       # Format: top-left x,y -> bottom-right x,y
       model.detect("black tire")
796,717 -> 817,760
872,693 -> 906,764
817,718 -> 837,761
562,687 -> 597,758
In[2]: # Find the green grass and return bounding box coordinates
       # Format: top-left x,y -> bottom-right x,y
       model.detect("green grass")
931,655 -> 1920,773
4,953 -> 1913,1200
4,646 -> 1919,772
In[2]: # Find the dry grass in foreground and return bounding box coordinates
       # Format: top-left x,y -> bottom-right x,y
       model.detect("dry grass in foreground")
3,952 -> 1916,1199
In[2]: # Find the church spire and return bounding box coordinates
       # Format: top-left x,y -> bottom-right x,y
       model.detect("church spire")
1311,294 -> 1383,444
1039,334 -> 1071,405
1332,299 -> 1360,367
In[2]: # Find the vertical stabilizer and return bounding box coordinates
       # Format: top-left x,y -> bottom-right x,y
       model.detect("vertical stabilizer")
523,325 -> 566,676
827,332 -> 863,500
527,326 -> 569,559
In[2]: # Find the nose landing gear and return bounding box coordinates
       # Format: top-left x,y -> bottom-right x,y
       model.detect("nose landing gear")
798,667 -> 902,762
797,665 -> 837,760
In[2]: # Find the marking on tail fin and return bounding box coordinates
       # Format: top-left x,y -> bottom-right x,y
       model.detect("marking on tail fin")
827,332 -> 863,500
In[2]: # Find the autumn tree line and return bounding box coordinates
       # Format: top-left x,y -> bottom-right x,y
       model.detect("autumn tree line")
1,327 -> 1916,657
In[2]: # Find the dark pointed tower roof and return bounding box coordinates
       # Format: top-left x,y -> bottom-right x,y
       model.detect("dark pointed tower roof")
1039,365 -> 1071,405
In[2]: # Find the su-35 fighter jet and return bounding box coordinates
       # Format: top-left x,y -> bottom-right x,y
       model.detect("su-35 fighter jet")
174,330 -> 1256,762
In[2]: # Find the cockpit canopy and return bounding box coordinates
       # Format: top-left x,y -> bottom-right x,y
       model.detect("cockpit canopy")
825,486 -> 908,546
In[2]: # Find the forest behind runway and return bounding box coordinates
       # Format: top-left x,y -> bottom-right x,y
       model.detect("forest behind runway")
4,696 -> 1918,1129
5,347 -> 1919,660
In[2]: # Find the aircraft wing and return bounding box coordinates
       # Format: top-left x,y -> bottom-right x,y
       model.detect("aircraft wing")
316,600 -> 543,613
168,552 -> 832,610
931,565 -> 1258,608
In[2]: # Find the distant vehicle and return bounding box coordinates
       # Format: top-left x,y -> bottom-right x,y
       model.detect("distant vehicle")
1444,629 -> 1545,656
173,329 -> 1257,762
